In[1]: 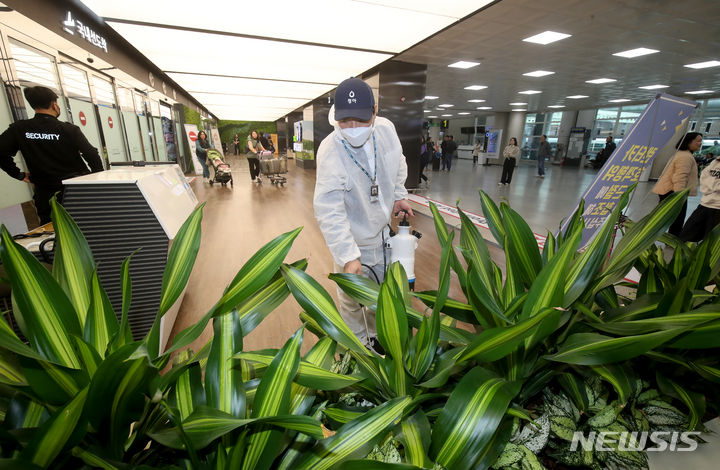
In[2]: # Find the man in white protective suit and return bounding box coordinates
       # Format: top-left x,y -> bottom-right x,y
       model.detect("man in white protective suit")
313,77 -> 414,354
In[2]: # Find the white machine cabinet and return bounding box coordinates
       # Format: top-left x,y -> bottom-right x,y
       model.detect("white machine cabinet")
63,165 -> 198,354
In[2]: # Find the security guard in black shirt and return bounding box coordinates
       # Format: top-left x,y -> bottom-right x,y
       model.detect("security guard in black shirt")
0,86 -> 103,224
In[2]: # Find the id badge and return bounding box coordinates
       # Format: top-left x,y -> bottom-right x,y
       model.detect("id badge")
370,184 -> 379,203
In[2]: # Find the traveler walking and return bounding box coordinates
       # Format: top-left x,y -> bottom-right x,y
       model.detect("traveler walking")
537,134 -> 551,177
246,130 -> 265,183
499,137 -> 520,185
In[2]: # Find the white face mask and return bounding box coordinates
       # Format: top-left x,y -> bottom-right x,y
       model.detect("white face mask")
340,124 -> 374,148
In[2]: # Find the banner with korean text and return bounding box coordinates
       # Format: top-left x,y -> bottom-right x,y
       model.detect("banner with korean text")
564,94 -> 698,247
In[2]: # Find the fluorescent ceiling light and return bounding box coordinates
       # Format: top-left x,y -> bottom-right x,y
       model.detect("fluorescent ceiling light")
512,109 -> 527,112
428,115 -> 438,118
684,60 -> 720,69
423,110 -> 431,113
449,60 -> 480,69
548,105 -> 565,108
567,95 -> 589,99
438,104 -> 454,107
468,99 -> 486,103
477,106 -> 492,110
441,114 -> 453,117
509,102 -> 527,106
609,99 -> 630,103
458,112 -> 470,115
464,85 -> 488,90
523,31 -> 571,45
638,84 -> 669,90
586,78 -> 617,84
518,90 -> 542,95
685,90 -> 714,95
523,70 -> 555,77
425,95 -> 439,100
613,47 -> 659,58
83,0 -> 494,53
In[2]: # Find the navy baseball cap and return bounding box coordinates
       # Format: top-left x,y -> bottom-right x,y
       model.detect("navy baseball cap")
334,78 -> 375,121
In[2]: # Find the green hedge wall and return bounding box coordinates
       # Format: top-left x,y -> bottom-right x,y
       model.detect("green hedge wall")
183,106 -> 203,130
218,120 -> 277,144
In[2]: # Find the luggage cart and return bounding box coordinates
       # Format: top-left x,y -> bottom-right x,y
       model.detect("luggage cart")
259,153 -> 288,186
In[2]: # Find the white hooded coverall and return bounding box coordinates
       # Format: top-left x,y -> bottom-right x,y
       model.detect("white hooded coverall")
313,115 -> 409,342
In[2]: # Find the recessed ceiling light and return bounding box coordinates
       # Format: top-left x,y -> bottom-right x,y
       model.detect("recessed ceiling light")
567,95 -> 589,99
509,102 -> 527,106
685,90 -> 714,95
438,104 -> 454,107
523,70 -> 555,77
586,78 -> 617,84
468,99 -> 486,103
519,90 -> 542,95
523,31 -> 571,45
609,99 -> 631,103
441,114 -> 453,117
548,105 -> 565,108
428,115 -> 438,118
512,109 -> 528,112
464,85 -> 488,90
684,60 -> 720,69
425,96 -> 439,100
423,110 -> 431,113
458,112 -> 470,115
449,61 -> 480,69
477,106 -> 492,110
639,84 -> 669,90
613,47 -> 659,58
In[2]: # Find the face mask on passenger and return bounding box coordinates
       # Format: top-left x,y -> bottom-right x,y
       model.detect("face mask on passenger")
340,124 -> 374,148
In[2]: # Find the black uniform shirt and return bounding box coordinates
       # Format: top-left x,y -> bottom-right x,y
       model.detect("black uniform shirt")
0,112 -> 103,186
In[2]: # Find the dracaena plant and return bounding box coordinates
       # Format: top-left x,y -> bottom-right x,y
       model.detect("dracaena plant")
295,186 -> 720,469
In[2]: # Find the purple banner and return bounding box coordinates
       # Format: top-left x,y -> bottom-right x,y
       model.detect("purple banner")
564,94 -> 698,246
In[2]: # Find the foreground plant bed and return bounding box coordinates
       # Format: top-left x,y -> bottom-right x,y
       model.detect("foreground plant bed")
0,187 -> 718,469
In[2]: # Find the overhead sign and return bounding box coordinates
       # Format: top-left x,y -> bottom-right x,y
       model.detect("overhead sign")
78,111 -> 86,126
562,93 -> 698,247
62,11 -> 108,53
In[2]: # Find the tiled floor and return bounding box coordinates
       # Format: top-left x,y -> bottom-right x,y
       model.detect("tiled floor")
416,158 -> 701,236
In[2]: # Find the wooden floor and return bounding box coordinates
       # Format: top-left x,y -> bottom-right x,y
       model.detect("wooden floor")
171,154 -> 505,354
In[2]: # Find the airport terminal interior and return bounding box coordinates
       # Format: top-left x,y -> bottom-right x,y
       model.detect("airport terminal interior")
1,1 -> 720,469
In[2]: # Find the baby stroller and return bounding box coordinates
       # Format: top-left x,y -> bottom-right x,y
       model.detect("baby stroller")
207,149 -> 233,187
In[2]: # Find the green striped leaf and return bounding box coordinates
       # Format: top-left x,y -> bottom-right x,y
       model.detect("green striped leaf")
243,327 -> 303,470
19,357 -> 82,405
466,258 -> 507,328
520,227 -> 580,322
70,447 -> 119,470
83,270 -> 118,358
110,254 -> 135,352
335,461 -> 423,470
238,259 -> 307,336
20,387 -> 88,467
501,203 -> 542,287
458,207 -> 498,294
174,350 -> 205,421
289,338 -> 337,415
0,352 -> 26,386
50,198 -> 94,328
164,229 -> 301,357
216,227 -> 302,317
0,226 -> 81,368
73,335 -> 102,377
429,202 -> 467,291
656,373 -> 706,430
560,199 -> 585,245
240,352 -> 360,391
277,403 -> 327,470
546,329 -> 686,365
409,307 -> 441,381
146,204 -> 204,358
542,230 -> 557,264
557,372 -> 589,412
413,291 -> 476,324
282,265 -> 368,355
430,367 -> 518,469
397,410 -> 431,468
149,406 -> 323,450
593,309 -> 720,336
600,190 -> 687,289
324,407 -> 365,424
294,396 -> 411,470
205,310 -> 245,418
667,319 -> 720,349
591,363 -> 637,404
502,241 -> 523,309
564,189 -> 630,305
0,314 -> 44,362
458,308 -> 562,364
478,190 -> 506,247
376,264 -> 409,395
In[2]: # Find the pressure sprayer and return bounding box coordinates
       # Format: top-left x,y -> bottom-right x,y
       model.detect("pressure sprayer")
386,214 -> 422,291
